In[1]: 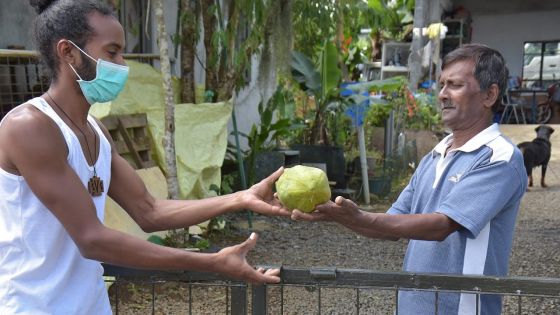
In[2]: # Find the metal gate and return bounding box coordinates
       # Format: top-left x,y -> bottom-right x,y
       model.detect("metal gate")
103,264 -> 560,315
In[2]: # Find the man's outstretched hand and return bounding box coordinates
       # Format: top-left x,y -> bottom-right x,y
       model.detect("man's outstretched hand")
240,167 -> 291,217
291,196 -> 362,226
213,233 -> 281,284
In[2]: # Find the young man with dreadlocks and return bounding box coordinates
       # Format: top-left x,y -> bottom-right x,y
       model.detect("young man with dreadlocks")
0,1 -> 290,313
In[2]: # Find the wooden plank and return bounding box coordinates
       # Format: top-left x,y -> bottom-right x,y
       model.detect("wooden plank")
116,117 -> 145,169
102,114 -> 147,130
100,114 -> 155,170
113,136 -> 152,154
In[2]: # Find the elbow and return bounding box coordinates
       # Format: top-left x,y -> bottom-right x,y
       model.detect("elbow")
136,211 -> 162,233
133,198 -> 163,233
139,222 -> 160,233
75,230 -> 105,260
432,224 -> 459,241
433,231 -> 451,242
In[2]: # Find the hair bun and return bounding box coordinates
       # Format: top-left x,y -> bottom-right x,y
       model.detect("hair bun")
29,0 -> 57,14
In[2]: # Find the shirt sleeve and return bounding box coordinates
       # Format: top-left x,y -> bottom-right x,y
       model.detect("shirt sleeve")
437,160 -> 525,238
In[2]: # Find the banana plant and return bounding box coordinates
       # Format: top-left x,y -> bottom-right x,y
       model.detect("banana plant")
291,40 -> 343,145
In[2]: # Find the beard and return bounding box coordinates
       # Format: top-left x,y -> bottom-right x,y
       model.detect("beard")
75,51 -> 97,81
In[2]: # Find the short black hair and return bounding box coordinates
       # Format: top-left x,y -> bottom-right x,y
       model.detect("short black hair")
442,44 -> 508,111
29,0 -> 114,81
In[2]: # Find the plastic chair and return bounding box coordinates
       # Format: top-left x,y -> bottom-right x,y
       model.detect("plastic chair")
500,91 -> 527,124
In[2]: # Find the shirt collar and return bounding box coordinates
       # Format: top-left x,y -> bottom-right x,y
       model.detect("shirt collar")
432,123 -> 501,157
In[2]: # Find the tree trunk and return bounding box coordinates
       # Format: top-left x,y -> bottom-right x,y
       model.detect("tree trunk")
201,0 -> 218,97
154,0 -> 180,200
180,0 -> 196,103
336,0 -> 348,81
409,0 -> 427,92
273,0 -> 292,77
216,1 -> 239,102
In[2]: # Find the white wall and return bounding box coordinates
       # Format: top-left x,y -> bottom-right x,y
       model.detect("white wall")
0,2 -> 36,50
471,10 -> 560,78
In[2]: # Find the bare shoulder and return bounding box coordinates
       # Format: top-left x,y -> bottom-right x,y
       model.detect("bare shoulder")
0,103 -> 67,172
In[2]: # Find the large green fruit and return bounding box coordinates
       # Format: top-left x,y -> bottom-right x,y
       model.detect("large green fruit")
275,165 -> 331,213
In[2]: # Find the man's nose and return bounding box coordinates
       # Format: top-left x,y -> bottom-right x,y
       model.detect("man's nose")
438,85 -> 448,103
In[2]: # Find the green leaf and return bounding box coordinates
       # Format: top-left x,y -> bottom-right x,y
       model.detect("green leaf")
147,235 -> 165,246
320,41 -> 341,100
367,0 -> 386,12
291,51 -> 321,93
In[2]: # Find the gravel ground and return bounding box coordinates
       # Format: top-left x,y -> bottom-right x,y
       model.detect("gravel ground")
110,161 -> 560,314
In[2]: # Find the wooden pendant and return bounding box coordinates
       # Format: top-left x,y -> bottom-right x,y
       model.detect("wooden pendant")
88,175 -> 104,197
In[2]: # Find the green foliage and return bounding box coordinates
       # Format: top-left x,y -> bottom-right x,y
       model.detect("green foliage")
147,235 -> 166,246
292,0 -> 415,72
366,0 -> 415,41
232,84 -> 305,185
405,93 -> 440,130
194,238 -> 210,250
291,42 -> 346,145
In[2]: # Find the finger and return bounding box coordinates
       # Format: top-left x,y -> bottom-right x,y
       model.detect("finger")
269,202 -> 292,215
257,201 -> 292,217
315,200 -> 338,213
252,269 -> 281,284
291,209 -> 326,221
264,167 -> 284,183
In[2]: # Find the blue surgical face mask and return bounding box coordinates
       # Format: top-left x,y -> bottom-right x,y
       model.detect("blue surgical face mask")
67,40 -> 129,105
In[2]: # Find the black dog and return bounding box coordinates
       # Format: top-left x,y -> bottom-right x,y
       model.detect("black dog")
517,125 -> 555,188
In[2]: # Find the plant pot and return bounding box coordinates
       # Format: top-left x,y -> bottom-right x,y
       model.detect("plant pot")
368,175 -> 391,197
291,144 -> 346,189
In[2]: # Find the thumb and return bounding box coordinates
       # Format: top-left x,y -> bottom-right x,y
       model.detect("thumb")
335,196 -> 358,207
239,232 -> 258,254
335,196 -> 348,205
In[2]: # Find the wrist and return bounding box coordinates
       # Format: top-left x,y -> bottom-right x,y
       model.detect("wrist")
231,190 -> 248,212
205,252 -> 223,273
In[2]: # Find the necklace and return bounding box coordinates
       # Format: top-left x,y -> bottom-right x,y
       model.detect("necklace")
46,91 -> 104,197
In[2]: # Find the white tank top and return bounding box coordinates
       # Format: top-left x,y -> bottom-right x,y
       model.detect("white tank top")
0,97 -> 112,314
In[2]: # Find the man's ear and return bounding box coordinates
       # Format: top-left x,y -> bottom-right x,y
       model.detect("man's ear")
56,40 -> 79,65
483,83 -> 500,109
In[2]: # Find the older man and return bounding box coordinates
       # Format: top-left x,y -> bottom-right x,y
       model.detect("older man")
293,44 -> 527,314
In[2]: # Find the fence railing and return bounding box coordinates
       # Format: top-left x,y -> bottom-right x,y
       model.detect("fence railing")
103,264 -> 560,315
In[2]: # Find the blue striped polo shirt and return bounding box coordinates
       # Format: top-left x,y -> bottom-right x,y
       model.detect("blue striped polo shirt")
387,123 -> 527,315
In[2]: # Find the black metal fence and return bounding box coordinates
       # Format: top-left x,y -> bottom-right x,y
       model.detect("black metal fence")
0,49 -> 159,120
103,264 -> 560,315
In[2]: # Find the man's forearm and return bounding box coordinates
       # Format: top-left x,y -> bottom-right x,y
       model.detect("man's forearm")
335,211 -> 399,240
147,192 -> 246,231
337,211 -> 458,241
81,225 -> 220,271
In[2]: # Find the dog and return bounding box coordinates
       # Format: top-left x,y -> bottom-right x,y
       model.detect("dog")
517,125 -> 555,188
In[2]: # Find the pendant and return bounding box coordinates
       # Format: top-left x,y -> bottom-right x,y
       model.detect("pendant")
88,175 -> 104,197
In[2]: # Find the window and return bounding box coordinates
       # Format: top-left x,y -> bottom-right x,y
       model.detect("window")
522,40 -> 560,88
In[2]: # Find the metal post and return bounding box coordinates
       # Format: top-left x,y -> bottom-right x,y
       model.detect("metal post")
357,125 -> 370,204
252,285 -> 267,315
231,285 -> 248,315
231,98 -> 252,228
